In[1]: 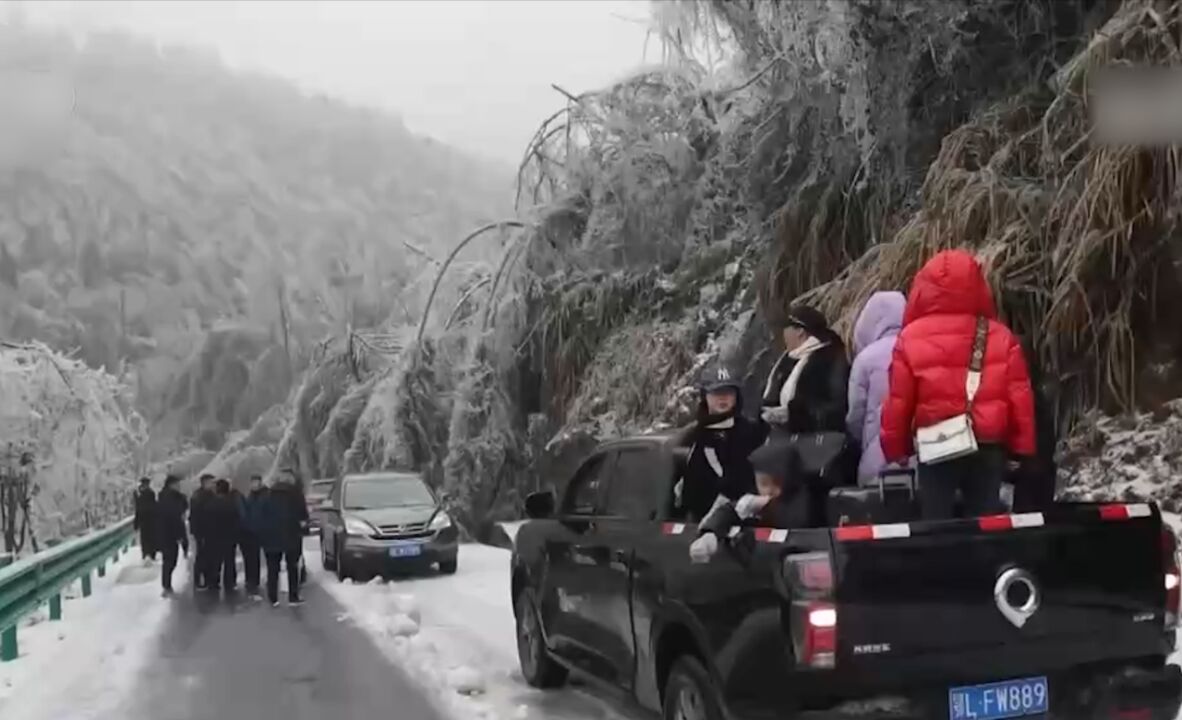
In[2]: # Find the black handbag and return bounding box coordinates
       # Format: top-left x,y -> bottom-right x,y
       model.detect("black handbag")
827,469 -> 918,527
785,431 -> 850,487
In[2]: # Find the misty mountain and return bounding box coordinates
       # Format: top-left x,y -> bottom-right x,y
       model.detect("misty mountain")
0,26 -> 511,451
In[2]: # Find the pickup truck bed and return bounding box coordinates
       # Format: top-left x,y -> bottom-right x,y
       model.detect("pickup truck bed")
717,503 -> 1180,718
511,435 -> 1182,720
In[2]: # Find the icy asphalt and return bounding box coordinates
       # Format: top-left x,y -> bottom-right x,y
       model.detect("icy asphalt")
118,559 -> 444,720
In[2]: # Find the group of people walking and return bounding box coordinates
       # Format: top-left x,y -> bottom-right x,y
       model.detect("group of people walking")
678,249 -> 1052,557
132,468 -> 310,606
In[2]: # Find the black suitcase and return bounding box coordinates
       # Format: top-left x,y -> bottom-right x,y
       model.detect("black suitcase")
827,469 -> 918,527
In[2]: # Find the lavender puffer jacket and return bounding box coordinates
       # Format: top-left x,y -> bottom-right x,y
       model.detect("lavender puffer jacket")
846,291 -> 907,482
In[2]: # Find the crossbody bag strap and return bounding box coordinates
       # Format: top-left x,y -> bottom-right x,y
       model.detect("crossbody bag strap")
965,316 -> 989,410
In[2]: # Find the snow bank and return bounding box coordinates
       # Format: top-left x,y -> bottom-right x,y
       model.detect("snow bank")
0,547 -> 184,720
314,543 -> 628,720
1058,400 -> 1182,510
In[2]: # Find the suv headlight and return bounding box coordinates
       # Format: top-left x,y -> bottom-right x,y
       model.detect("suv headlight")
343,515 -> 376,536
429,511 -> 452,531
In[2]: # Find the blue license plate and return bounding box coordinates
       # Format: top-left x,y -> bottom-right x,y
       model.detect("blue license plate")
949,676 -> 1049,720
388,544 -> 422,558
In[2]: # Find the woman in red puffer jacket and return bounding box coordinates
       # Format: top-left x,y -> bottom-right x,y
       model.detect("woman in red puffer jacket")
880,249 -> 1036,520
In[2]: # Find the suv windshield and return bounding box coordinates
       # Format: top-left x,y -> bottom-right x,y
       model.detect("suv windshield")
343,476 -> 434,510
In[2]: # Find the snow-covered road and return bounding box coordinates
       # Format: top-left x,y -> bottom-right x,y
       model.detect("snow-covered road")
314,541 -> 631,720
0,548 -> 186,720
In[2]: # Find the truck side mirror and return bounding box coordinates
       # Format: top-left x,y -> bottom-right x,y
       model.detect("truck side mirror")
525,491 -> 556,519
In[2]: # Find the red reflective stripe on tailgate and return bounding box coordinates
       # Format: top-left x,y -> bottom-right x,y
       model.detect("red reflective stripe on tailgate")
835,525 -> 875,542
979,515 -> 1014,532
1100,504 -> 1131,521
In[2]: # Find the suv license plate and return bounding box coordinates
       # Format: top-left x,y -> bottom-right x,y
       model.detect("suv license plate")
389,545 -> 422,558
949,676 -> 1048,720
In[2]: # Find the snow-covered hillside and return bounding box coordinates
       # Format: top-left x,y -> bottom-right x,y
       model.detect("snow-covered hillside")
1059,400 -> 1182,512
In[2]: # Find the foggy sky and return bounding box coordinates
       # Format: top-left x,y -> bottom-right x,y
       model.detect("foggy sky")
22,0 -> 657,166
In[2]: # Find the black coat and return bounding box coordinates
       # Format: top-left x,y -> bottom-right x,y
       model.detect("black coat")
675,415 -> 767,522
189,487 -> 214,538
259,484 -> 308,553
133,487 -> 156,532
208,492 -> 243,545
156,487 -> 189,546
1012,336 -> 1057,512
760,343 -> 850,435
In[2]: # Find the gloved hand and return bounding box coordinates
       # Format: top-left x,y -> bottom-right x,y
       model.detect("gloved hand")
735,493 -> 770,520
689,533 -> 719,564
760,405 -> 788,426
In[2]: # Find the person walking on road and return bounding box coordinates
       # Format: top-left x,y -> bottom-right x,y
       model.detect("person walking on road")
133,476 -> 158,562
261,469 -> 309,607
880,249 -> 1036,520
189,474 -> 215,590
240,474 -> 268,597
156,475 -> 189,597
210,479 -> 242,593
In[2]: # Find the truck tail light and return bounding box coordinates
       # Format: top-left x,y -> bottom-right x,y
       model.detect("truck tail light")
784,552 -> 837,669
1163,529 -> 1179,628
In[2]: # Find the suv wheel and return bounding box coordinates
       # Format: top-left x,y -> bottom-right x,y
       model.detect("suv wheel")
439,557 -> 458,575
515,588 -> 567,688
663,656 -> 724,720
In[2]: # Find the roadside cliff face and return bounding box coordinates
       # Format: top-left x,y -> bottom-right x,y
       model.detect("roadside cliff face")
255,0 -> 1182,541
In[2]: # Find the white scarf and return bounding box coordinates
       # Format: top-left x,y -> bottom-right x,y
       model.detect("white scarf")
763,335 -> 828,410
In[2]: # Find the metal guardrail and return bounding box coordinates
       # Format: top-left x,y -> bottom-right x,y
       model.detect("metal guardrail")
0,517 -> 135,661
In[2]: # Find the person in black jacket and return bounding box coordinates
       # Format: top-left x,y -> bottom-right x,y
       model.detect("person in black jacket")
156,475 -> 189,597
260,469 -> 309,607
1012,336 -> 1058,512
132,477 -> 157,561
209,479 -> 241,593
759,304 -> 850,437
673,362 -> 768,522
189,474 -> 215,590
690,440 -> 809,563
240,475 -> 268,597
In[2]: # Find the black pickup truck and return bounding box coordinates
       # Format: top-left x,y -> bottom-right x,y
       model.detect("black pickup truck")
510,432 -> 1182,720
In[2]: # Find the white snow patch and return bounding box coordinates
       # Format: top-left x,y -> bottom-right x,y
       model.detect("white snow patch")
312,543 -> 630,720
498,521 -> 526,546
1059,401 -> 1182,510
447,665 -> 486,696
0,546 -> 186,720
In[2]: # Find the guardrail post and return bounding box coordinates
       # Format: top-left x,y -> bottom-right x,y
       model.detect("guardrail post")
49,593 -> 62,621
1,625 -> 16,661
97,560 -> 106,578
81,572 -> 92,597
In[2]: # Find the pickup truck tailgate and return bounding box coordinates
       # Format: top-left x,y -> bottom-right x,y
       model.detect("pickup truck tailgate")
835,505 -> 1170,671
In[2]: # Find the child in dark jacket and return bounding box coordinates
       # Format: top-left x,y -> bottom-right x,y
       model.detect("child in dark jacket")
689,440 -> 809,563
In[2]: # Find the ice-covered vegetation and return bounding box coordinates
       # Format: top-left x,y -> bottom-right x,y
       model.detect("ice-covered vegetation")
0,342 -> 146,553
249,0 -> 1182,540
7,1 -> 1182,536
